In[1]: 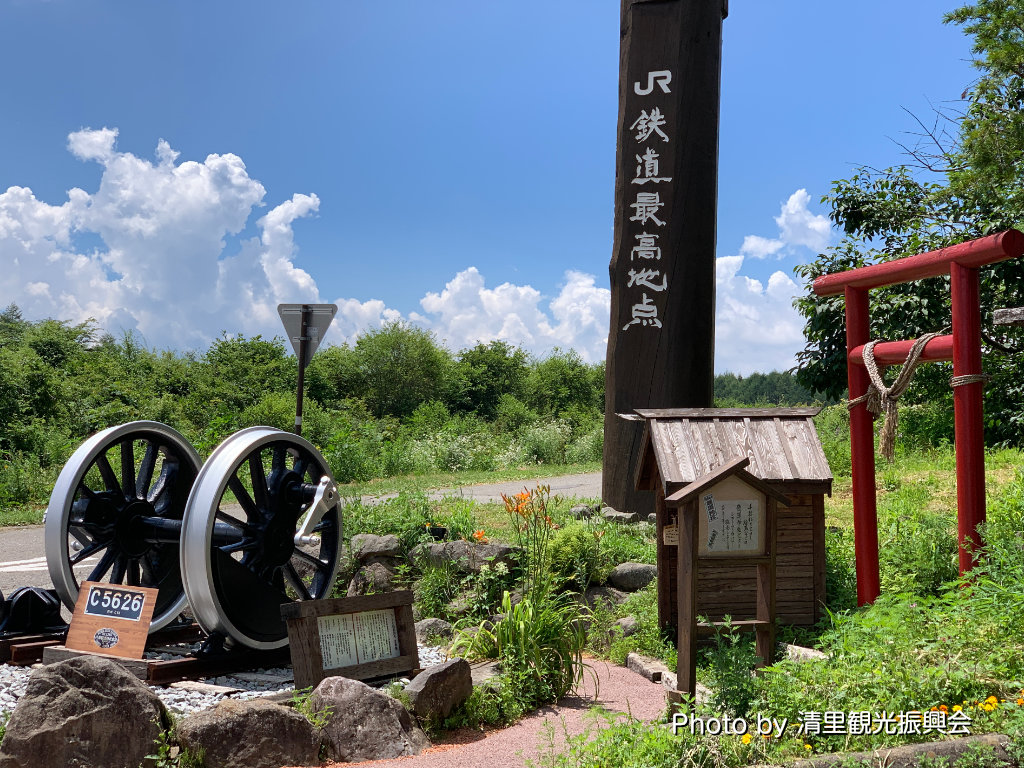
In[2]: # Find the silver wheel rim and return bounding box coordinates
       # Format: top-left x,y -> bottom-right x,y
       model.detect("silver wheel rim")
180,427 -> 342,650
44,421 -> 199,631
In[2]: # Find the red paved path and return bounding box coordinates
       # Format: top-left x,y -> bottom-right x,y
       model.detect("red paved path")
311,661 -> 667,768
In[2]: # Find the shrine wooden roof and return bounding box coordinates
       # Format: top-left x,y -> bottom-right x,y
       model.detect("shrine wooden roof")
632,408 -> 833,495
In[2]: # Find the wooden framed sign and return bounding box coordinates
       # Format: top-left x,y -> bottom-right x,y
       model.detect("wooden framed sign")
66,581 -> 158,659
281,591 -> 419,690
697,475 -> 767,557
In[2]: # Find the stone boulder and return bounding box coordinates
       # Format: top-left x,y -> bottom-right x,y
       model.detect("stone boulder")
176,699 -> 320,768
410,540 -> 520,574
405,658 -> 473,719
0,655 -> 169,768
583,585 -> 629,610
608,562 -> 657,592
312,676 -> 429,762
351,533 -> 402,560
348,561 -> 397,596
570,504 -> 597,520
415,617 -> 455,644
602,507 -> 640,524
614,615 -> 639,638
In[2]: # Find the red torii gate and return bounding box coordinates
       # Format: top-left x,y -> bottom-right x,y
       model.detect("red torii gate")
813,229 -> 1024,606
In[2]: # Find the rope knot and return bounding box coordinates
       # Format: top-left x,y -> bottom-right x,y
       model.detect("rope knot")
847,332 -> 945,461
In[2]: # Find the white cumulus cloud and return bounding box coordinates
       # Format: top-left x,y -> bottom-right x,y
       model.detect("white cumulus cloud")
1,129 -> 321,350
774,188 -> 831,252
714,188 -> 833,375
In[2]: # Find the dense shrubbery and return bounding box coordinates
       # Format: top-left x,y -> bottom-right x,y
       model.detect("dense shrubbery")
0,308 -> 608,517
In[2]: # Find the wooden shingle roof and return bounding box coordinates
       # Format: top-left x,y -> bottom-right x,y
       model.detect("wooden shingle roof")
633,408 -> 833,495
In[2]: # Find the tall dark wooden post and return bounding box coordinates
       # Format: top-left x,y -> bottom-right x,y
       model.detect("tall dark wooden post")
602,0 -> 726,516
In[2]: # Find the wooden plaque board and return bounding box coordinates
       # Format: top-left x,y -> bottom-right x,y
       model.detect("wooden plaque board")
281,591 -> 419,691
697,476 -> 767,557
66,582 -> 158,659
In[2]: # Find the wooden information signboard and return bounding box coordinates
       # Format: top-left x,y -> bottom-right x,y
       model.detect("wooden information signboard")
281,591 -> 419,690
65,581 -> 158,659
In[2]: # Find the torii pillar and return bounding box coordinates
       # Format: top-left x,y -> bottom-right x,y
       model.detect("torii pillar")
602,0 -> 727,516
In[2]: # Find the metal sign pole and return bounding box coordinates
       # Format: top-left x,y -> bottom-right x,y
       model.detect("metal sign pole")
294,305 -> 312,436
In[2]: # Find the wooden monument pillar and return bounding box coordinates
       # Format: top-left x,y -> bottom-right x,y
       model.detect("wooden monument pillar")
602,0 -> 727,517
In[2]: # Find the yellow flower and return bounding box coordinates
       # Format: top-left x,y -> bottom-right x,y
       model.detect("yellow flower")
953,705 -> 963,712
741,734 -> 752,745
986,695 -> 999,705
983,703 -> 994,712
1016,698 -> 1024,706
804,744 -> 813,752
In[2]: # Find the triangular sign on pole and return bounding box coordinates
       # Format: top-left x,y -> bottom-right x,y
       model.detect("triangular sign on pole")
277,304 -> 337,360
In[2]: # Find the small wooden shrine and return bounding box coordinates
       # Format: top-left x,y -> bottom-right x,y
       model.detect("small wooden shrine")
666,455 -> 789,698
633,407 -> 833,630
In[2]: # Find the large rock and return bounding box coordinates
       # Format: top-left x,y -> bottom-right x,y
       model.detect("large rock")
410,540 -> 520,574
405,658 -> 473,719
176,698 -> 320,768
0,655 -> 169,768
312,676 -> 429,762
415,617 -> 455,644
608,562 -> 657,592
351,533 -> 402,560
347,561 -> 397,596
583,585 -> 629,610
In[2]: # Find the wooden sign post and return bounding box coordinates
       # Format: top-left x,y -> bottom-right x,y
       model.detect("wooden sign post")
664,457 -> 787,702
65,581 -> 158,659
281,591 -> 419,690
602,0 -> 728,520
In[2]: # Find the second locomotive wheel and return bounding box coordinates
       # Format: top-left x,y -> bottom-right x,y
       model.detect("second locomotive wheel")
181,427 -> 342,650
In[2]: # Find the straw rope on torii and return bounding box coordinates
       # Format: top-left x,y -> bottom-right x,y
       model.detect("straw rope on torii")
847,330 -> 987,461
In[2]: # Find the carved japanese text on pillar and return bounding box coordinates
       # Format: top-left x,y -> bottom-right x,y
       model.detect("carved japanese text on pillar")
623,70 -> 674,331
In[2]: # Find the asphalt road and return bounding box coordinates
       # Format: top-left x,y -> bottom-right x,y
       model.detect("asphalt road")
0,472 -> 602,598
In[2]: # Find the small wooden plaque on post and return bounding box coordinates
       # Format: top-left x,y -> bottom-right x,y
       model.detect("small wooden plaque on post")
65,581 -> 158,659
281,591 -> 420,691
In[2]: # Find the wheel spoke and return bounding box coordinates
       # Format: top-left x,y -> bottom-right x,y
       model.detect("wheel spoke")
95,453 -> 122,496
70,538 -> 109,565
126,559 -> 141,586
248,452 -> 269,512
77,483 -> 96,500
139,552 -> 156,584
87,548 -> 118,582
120,440 -> 137,500
293,457 -> 309,479
227,476 -> 262,523
292,547 -> 329,572
283,563 -> 312,601
110,555 -> 127,584
137,441 -> 158,499
271,444 -> 287,475
215,509 -> 254,533
147,459 -> 178,504
219,538 -> 257,555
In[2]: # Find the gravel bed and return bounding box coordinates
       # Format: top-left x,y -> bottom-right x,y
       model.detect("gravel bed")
0,643 -> 449,717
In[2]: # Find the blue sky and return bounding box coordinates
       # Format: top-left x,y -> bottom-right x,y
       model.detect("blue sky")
0,1 -> 976,374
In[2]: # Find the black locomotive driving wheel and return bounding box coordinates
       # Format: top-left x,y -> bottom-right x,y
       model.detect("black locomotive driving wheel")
44,421 -> 200,630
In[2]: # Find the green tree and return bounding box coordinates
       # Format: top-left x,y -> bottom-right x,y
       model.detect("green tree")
351,321 -> 453,418
523,348 -> 602,417
794,0 -> 1024,446
453,340 -> 529,417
